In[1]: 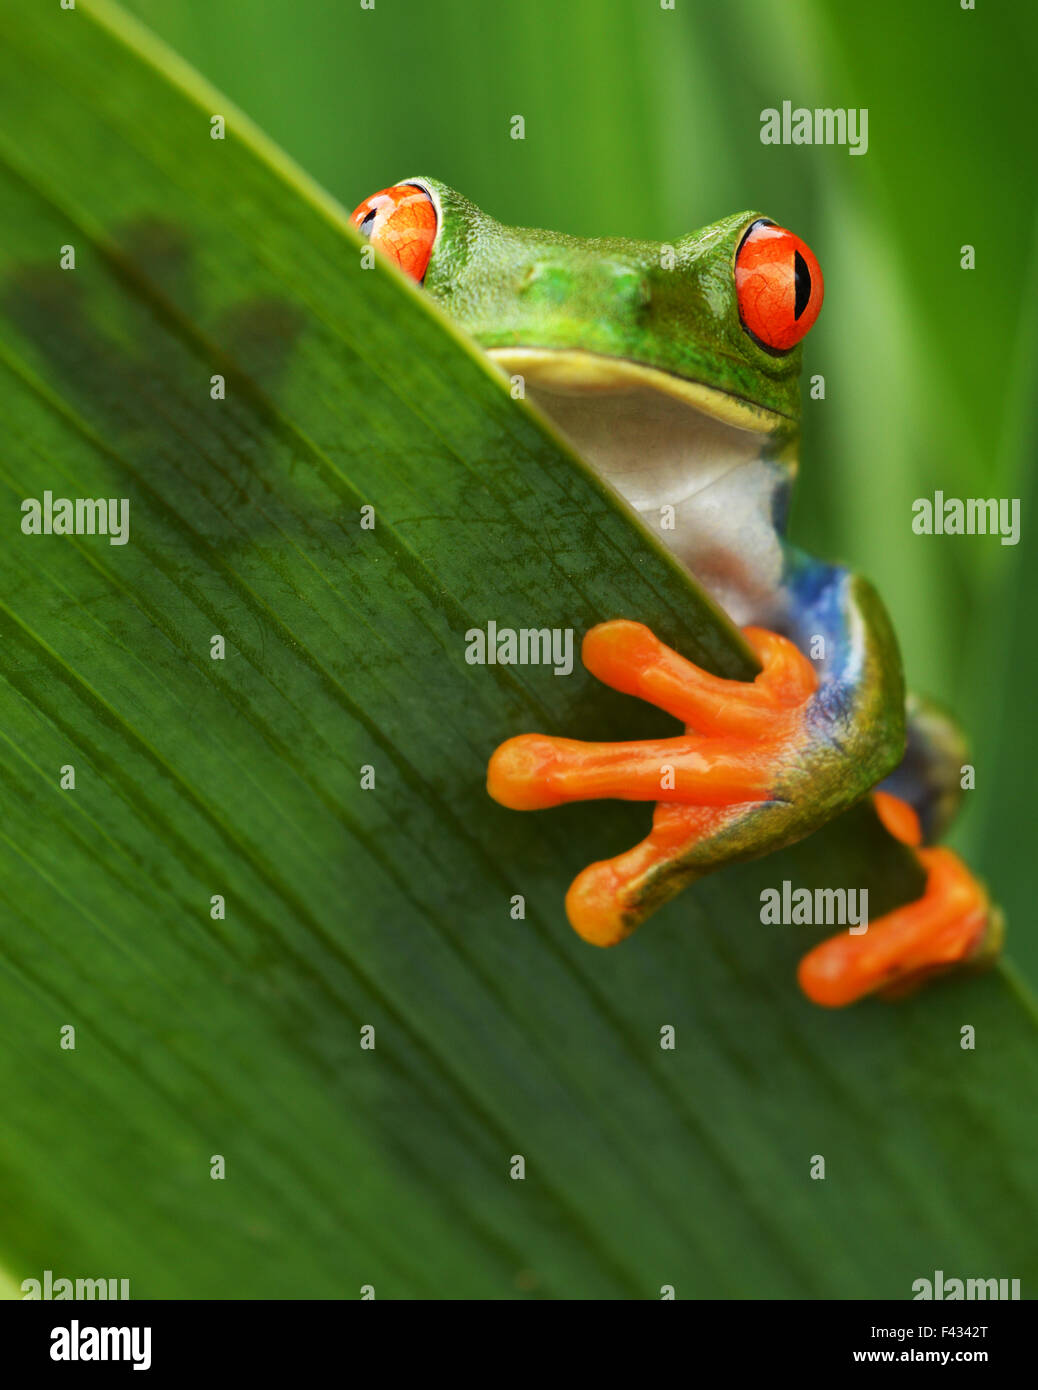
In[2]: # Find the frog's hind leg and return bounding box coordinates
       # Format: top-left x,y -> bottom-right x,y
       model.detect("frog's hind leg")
797,790 -> 1003,1007
797,692 -> 1004,1006
488,619 -> 819,945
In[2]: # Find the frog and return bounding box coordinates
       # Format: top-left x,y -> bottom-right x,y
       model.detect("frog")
350,178 -> 1003,1007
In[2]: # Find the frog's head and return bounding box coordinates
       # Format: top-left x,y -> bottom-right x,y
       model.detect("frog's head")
351,179 -> 823,577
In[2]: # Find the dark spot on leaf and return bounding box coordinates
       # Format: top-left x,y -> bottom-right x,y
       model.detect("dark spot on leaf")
216,298 -> 305,387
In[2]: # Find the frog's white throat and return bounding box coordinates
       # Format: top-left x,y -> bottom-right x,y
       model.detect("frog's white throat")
486,347 -> 793,627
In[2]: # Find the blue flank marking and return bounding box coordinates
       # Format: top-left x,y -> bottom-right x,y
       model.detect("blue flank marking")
778,545 -> 863,731
774,545 -> 942,833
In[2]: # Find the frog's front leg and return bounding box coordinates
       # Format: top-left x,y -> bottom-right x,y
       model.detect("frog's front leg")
487,560 -> 1000,1005
489,620 -> 819,946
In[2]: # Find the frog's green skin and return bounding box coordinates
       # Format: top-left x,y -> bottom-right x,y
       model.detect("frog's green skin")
424,196 -> 799,423
405,176 -> 966,921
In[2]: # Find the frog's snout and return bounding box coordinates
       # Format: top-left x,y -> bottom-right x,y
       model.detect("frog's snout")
519,258 -> 651,322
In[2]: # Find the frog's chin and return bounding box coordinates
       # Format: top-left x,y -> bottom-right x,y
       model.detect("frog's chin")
486,347 -> 794,625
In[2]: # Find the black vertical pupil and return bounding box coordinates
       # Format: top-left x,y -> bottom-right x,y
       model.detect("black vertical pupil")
793,250 -> 810,320
359,210 -> 377,237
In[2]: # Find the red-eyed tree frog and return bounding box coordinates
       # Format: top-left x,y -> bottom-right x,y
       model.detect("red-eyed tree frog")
351,178 -> 1003,1008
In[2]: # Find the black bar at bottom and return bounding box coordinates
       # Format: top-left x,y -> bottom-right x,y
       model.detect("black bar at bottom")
0,1296 -> 1028,1377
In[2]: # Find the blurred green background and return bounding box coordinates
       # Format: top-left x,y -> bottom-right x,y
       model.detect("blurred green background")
120,0 -> 1037,975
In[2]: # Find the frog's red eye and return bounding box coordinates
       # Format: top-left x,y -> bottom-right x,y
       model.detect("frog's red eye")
735,220 -> 823,352
350,182 -> 438,283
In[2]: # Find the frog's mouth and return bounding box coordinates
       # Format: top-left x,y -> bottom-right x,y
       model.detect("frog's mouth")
486,347 -> 793,623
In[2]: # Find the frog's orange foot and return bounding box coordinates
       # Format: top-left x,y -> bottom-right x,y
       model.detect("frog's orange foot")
797,791 -> 1003,1007
487,620 -> 818,946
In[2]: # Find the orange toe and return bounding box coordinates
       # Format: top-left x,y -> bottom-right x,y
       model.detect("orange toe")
487,734 -> 569,810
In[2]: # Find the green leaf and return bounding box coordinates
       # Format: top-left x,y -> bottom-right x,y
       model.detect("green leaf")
0,0 -> 1034,1299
